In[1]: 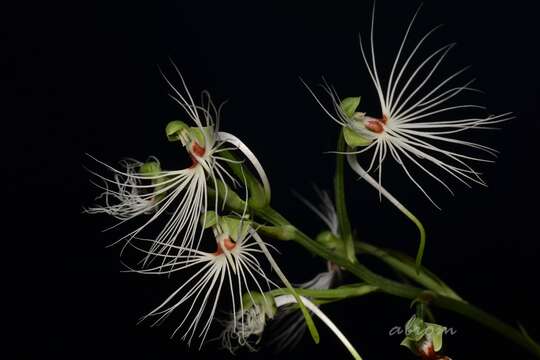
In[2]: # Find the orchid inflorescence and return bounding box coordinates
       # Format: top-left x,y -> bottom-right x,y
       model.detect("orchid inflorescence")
85,4 -> 540,360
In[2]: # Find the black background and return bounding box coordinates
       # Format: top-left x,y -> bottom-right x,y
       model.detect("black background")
7,0 -> 540,359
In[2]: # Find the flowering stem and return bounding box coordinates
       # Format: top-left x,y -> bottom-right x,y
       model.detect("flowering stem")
254,206 -> 540,358
219,151 -> 540,358
335,131 -> 357,264
275,295 -> 364,360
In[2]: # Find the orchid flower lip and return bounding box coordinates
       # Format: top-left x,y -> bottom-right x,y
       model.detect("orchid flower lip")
87,62 -> 273,266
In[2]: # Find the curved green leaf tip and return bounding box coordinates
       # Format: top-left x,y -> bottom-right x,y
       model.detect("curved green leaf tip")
340,97 -> 361,118
165,120 -> 189,142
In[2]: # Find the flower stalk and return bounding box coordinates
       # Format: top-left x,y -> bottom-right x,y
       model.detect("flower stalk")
335,131 -> 356,263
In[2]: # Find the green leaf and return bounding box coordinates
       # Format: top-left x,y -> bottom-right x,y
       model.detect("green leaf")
340,97 -> 361,118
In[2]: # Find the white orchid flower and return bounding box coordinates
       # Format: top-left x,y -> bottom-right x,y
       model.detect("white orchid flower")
86,65 -> 270,264
304,5 -> 513,266
85,158 -> 157,220
306,4 -> 513,208
220,284 -> 363,360
126,215 -> 276,348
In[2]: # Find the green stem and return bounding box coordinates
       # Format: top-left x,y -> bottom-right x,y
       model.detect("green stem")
355,241 -> 461,301
220,149 -> 540,357
335,130 -> 356,263
269,283 -> 379,300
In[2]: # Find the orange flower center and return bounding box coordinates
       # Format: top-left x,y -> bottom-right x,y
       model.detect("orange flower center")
188,142 -> 206,168
213,237 -> 236,256
364,114 -> 388,134
191,141 -> 206,157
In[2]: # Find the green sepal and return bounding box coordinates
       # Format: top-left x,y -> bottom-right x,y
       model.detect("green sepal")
201,211 -> 218,229
342,126 -> 372,148
165,120 -> 210,147
405,315 -> 426,342
201,211 -> 252,241
220,215 -> 252,242
165,120 -> 189,142
402,314 -> 447,353
138,160 -> 167,203
340,97 -> 361,118
400,337 -> 417,353
187,126 -> 207,147
139,161 -> 161,176
425,322 -> 446,352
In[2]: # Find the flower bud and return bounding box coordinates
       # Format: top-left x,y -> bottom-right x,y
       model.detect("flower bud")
316,230 -> 345,254
401,314 -> 449,358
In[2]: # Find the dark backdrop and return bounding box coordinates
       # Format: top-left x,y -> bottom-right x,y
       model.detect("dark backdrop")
7,0 -> 540,359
